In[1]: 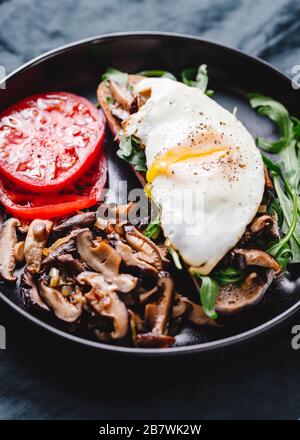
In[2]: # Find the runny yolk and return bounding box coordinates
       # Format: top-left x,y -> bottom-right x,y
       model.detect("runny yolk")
146,145 -> 227,184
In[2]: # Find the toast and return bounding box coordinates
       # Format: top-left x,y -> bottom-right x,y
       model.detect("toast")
97,74 -> 276,315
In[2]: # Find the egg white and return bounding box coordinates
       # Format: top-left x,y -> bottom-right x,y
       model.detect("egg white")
124,78 -> 265,274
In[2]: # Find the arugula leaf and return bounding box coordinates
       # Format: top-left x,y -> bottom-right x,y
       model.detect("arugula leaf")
102,67 -> 128,87
249,95 -> 300,268
268,197 -> 283,227
116,133 -> 147,172
168,247 -> 182,270
138,69 -> 176,80
118,132 -> 132,157
268,191 -> 298,258
192,272 -> 219,319
213,267 -> 245,286
248,93 -> 293,153
181,64 -> 213,95
144,216 -> 161,240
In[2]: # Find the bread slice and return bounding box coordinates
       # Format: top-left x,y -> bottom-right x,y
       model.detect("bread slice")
97,75 -> 146,187
97,76 -> 274,315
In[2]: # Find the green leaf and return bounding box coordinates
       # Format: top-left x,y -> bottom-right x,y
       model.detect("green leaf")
213,267 -> 245,286
268,197 -> 283,227
102,67 -> 128,87
268,191 -> 298,258
248,93 -> 294,153
138,69 -> 176,80
181,64 -> 213,95
192,273 -> 219,319
118,133 -> 133,157
262,154 -> 281,176
144,216 -> 161,240
168,247 -> 182,270
274,244 -> 293,271
116,133 -> 147,172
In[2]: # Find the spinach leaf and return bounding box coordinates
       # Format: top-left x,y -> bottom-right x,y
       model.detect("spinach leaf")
102,67 -> 128,87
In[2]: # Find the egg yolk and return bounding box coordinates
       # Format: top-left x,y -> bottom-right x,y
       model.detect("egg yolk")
146,145 -> 227,183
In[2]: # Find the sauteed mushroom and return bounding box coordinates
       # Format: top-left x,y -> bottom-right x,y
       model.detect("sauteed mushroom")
14,241 -> 25,263
233,248 -> 281,272
25,219 -> 52,273
38,280 -> 82,322
20,272 -> 49,311
76,229 -> 137,293
249,214 -> 279,239
53,211 -> 96,234
77,271 -> 128,339
137,272 -> 175,347
216,271 -> 274,314
0,217 -> 21,281
115,239 -> 159,275
124,225 -> 163,271
109,80 -> 138,114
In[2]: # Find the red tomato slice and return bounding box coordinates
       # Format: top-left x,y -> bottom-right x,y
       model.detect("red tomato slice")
0,92 -> 105,193
0,151 -> 107,219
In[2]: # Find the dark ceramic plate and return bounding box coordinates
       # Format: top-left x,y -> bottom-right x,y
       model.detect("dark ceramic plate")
0,32 -> 299,356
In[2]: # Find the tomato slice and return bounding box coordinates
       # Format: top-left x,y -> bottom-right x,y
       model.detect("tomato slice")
0,92 -> 105,192
0,151 -> 107,219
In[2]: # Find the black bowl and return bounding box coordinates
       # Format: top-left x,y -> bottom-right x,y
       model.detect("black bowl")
0,32 -> 299,356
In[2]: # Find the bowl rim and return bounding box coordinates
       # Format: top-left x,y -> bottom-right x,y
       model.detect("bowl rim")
0,31 -> 299,356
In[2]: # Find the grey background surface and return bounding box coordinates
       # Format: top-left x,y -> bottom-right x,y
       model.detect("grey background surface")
0,0 -> 300,420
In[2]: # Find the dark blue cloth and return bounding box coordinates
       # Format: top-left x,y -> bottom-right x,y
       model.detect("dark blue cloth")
0,0 -> 300,420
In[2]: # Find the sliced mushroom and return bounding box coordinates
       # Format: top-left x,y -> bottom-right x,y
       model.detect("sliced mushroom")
249,214 -> 279,239
0,217 -> 21,281
77,271 -> 128,339
20,272 -> 49,311
135,333 -> 175,348
138,286 -> 159,304
53,212 -> 96,234
25,219 -> 52,274
172,294 -> 193,319
109,80 -> 137,113
96,201 -> 136,232
264,164 -> 274,191
56,254 -> 86,275
115,240 -> 159,275
38,280 -> 82,322
111,106 -> 130,121
233,248 -> 281,272
14,241 -> 25,263
76,230 -> 137,293
128,310 -> 144,345
216,270 -> 274,314
172,293 -> 217,326
144,272 -> 174,336
186,300 -> 219,327
42,238 -> 76,269
124,225 -> 163,271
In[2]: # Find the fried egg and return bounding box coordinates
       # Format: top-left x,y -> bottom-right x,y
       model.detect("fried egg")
123,78 -> 264,274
